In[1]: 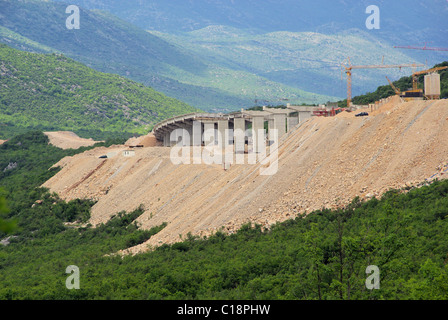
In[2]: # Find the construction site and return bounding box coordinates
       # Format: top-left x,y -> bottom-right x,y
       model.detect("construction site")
31,39 -> 446,253
42,58 -> 448,253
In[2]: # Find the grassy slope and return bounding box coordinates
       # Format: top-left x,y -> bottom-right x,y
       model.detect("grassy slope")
0,44 -> 199,140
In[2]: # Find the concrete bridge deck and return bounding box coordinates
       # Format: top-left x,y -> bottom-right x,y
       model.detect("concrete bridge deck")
152,105 -> 324,148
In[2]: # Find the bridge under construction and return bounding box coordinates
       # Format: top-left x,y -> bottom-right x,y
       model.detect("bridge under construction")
152,105 -> 324,150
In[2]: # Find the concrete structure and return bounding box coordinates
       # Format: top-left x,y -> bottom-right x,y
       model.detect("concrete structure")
261,107 -> 291,140
233,117 -> 246,154
424,73 -> 441,100
286,105 -> 315,123
152,105 -> 326,152
123,150 -> 136,157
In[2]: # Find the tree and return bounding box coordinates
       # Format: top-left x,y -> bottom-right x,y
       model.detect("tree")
0,194 -> 16,234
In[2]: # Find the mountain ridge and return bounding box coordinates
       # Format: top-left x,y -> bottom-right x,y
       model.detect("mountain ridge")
51,0 -> 448,76
0,0 -> 342,110
150,26 -> 424,98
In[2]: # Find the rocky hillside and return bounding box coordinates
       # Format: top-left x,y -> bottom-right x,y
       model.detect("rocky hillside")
42,96 -> 448,253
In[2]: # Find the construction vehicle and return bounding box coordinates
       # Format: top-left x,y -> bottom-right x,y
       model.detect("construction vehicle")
341,57 -> 424,107
385,76 -> 401,96
386,75 -> 422,101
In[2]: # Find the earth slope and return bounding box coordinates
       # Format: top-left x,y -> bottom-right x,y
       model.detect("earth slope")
43,96 -> 448,253
44,131 -> 102,150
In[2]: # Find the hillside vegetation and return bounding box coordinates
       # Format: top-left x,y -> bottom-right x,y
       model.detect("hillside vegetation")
0,131 -> 448,299
151,26 -> 421,99
0,0 -> 340,111
50,0 -> 448,98
0,44 -> 198,140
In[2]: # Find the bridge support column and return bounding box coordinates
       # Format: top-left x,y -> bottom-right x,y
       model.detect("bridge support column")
163,131 -> 170,147
299,111 -> 311,123
217,119 -> 229,149
192,121 -> 202,147
252,116 -> 265,154
169,128 -> 177,147
202,120 -> 216,146
218,119 -> 230,168
233,118 -> 246,154
272,113 -> 286,138
177,124 -> 192,146
287,113 -> 299,131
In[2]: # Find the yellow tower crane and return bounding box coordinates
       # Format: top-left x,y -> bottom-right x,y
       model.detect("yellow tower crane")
341,57 -> 424,107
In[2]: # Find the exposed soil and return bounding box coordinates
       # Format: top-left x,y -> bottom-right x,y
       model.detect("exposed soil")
44,131 -> 102,149
125,133 -> 161,147
43,97 -> 448,254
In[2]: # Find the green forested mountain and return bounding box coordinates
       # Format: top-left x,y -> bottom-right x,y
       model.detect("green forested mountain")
1,130 -> 448,300
50,0 -> 448,100
0,0 -> 209,93
0,0 -> 341,110
54,0 -> 448,48
0,44 -> 198,140
150,26 -> 423,100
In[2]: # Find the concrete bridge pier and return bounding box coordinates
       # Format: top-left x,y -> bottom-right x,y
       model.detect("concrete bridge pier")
202,120 -> 216,146
233,117 -> 246,154
163,131 -> 170,147
252,115 -> 266,154
261,107 -> 288,143
299,111 -> 312,123
270,113 -> 285,143
153,106 -> 316,151
164,124 -> 180,147
192,121 -> 202,147
287,112 -> 299,132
